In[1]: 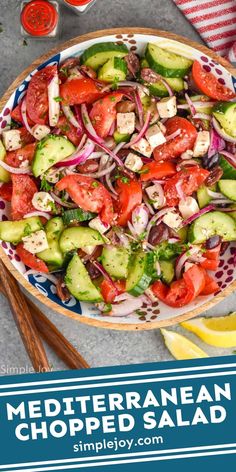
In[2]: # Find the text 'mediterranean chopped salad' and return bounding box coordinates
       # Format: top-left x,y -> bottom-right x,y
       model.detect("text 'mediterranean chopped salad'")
0,41 -> 236,317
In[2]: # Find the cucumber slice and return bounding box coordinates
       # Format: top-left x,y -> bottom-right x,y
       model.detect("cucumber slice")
176,226 -> 188,242
160,260 -> 175,285
219,156 -> 236,180
0,217 -> 42,244
59,227 -> 104,253
37,217 -> 65,268
149,78 -> 184,97
0,140 -> 10,183
126,251 -> 154,296
113,130 -> 130,144
32,136 -> 75,178
197,185 -> 214,209
218,180 -> 236,202
188,211 -> 236,244
98,57 -> 127,82
213,102 -> 236,138
81,42 -> 128,70
62,209 -> 95,225
145,43 -> 192,78
101,245 -> 130,279
65,254 -> 102,302
179,95 -> 214,114
140,58 -> 149,69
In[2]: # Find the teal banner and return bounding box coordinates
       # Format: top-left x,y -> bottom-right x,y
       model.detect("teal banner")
0,356 -> 236,471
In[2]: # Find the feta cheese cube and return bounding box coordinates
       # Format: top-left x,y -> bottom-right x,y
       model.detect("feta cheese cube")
124,152 -> 143,172
145,184 -> 165,209
178,196 -> 199,219
145,124 -> 166,149
156,96 -> 177,119
193,131 -> 210,157
22,230 -> 48,254
89,216 -> 110,235
117,112 -> 135,135
2,129 -> 21,151
131,135 -> 152,158
32,124 -> 50,141
32,192 -> 55,212
163,211 -> 183,229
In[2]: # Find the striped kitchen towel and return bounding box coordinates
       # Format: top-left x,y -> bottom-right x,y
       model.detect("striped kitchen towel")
173,0 -> 236,61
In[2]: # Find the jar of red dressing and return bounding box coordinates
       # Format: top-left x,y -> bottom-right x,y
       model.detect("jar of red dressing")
21,0 -> 59,38
63,0 -> 97,15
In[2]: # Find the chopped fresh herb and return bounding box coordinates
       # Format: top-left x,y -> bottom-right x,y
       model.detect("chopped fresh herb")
138,168 -> 149,175
102,303 -> 112,313
23,224 -> 32,237
0,23 -> 3,34
110,96 -> 116,102
40,176 -> 52,192
59,67 -> 69,77
121,176 -> 129,184
54,96 -> 63,102
92,181 -> 99,188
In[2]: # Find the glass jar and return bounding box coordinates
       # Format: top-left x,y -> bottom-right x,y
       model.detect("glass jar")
63,0 -> 97,15
21,0 -> 59,38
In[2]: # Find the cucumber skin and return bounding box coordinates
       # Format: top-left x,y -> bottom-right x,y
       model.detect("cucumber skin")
81,42 -> 128,70
219,156 -> 236,180
145,43 -> 192,78
160,260 -> 175,285
62,209 -> 95,225
65,254 -> 102,302
218,180 -> 236,202
32,136 -> 75,178
149,78 -> 184,97
59,227 -> 104,253
213,102 -> 236,138
126,251 -> 154,297
37,217 -> 65,268
0,217 -> 42,244
188,211 -> 236,244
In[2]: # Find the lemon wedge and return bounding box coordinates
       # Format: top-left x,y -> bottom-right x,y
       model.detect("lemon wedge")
181,313 -> 236,348
160,329 -> 208,360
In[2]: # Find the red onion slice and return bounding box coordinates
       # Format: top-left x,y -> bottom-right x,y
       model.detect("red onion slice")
83,162 -> 116,178
208,127 -> 225,158
21,98 -> 34,135
50,192 -> 77,208
194,112 -> 211,120
48,72 -> 60,127
0,160 -> 31,174
166,129 -> 181,141
92,259 -> 119,294
212,117 -> 236,144
176,160 -> 199,171
55,138 -> 95,167
135,89 -> 144,127
23,211 -> 51,220
125,111 -> 151,148
62,104 -> 80,129
106,295 -> 146,317
220,150 -> 236,168
182,204 -> 215,226
185,93 -> 197,116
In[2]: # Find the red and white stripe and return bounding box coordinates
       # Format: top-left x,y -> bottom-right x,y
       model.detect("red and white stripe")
173,0 -> 236,61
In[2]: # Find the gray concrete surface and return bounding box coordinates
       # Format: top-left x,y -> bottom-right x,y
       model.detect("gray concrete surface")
0,0 -> 236,375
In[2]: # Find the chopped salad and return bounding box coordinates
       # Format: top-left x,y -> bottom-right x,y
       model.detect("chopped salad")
0,41 -> 236,317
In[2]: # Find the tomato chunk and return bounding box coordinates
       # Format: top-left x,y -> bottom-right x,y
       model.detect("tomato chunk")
153,117 -> 197,162
201,272 -> 220,295
26,65 -> 57,125
0,183 -> 13,202
140,161 -> 176,181
11,174 -> 38,220
192,61 -> 236,101
164,166 -> 209,206
56,174 -> 114,224
57,116 -> 83,147
60,77 -> 104,106
100,279 -> 117,304
90,92 -> 124,139
16,243 -> 49,273
5,143 -> 37,168
116,177 -> 142,227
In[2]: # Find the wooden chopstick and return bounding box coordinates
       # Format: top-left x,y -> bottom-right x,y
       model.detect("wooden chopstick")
0,260 -> 89,370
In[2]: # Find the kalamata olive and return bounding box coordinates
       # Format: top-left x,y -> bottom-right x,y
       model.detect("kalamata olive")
77,159 -> 99,174
220,242 -> 230,255
80,65 -> 97,79
116,101 -> 136,113
56,276 -> 71,302
205,166 -> 223,186
202,153 -> 220,170
148,222 -> 169,246
205,235 -> 222,249
117,148 -> 130,160
141,68 -> 162,84
124,52 -> 140,78
86,262 -> 101,280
